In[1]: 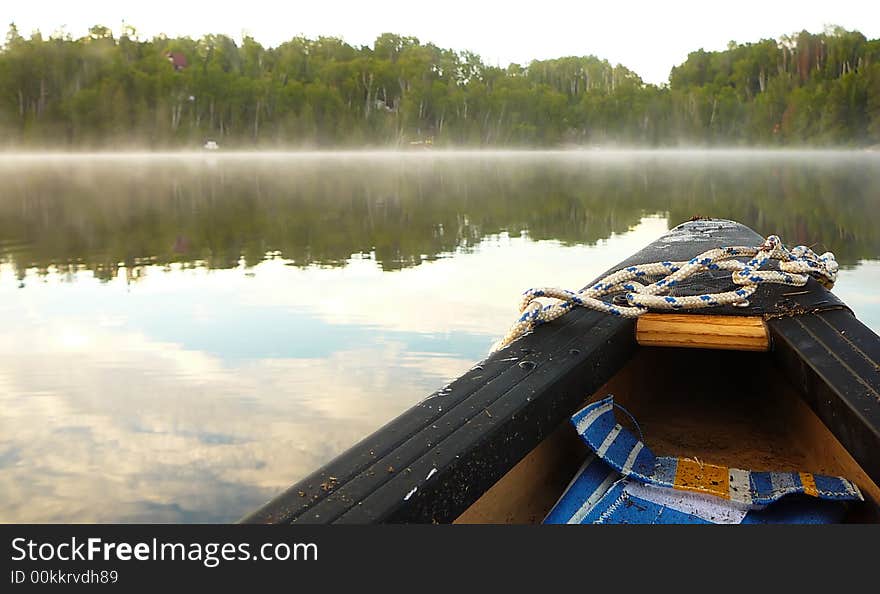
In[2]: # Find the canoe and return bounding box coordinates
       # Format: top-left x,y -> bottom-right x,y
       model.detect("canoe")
241,218 -> 880,524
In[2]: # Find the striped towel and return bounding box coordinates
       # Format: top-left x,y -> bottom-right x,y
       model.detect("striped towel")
544,396 -> 862,524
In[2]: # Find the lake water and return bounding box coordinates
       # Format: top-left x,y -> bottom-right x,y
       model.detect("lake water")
0,150 -> 878,522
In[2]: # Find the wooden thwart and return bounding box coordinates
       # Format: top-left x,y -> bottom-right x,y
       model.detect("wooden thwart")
636,313 -> 769,351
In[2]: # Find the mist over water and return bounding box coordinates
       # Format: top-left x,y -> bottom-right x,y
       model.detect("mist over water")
0,150 -> 878,522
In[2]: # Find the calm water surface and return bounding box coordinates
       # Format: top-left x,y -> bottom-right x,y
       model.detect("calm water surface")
0,150 -> 878,522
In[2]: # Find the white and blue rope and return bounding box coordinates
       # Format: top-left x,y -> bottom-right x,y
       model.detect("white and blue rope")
492,235 -> 838,352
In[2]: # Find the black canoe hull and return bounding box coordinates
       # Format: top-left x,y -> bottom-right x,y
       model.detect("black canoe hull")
241,219 -> 880,524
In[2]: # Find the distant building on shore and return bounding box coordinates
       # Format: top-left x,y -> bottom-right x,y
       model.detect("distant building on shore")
166,52 -> 188,71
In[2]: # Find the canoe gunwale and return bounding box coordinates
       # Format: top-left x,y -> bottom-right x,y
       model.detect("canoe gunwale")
769,309 -> 880,491
241,310 -> 636,523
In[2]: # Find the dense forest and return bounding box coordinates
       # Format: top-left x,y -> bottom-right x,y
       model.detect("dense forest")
1,24 -> 879,147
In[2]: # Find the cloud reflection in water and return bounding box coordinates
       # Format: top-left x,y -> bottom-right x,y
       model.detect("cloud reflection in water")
0,219 -> 669,522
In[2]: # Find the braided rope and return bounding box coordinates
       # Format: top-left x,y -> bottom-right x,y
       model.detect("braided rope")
492,235 -> 838,352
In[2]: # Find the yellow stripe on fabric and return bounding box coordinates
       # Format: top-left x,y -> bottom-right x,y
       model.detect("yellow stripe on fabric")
673,458 -> 730,499
799,472 -> 819,497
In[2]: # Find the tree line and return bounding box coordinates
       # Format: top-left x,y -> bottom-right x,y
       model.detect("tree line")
1,24 -> 879,147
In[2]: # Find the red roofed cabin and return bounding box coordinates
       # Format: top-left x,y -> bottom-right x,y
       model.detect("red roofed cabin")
166,52 -> 188,71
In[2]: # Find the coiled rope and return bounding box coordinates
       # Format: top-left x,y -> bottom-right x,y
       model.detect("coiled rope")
492,235 -> 838,352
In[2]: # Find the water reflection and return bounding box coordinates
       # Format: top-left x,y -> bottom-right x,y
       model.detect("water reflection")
1,151 -> 878,278
0,152 -> 878,522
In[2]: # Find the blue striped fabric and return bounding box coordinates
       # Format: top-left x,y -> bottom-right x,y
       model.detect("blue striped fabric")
542,455 -> 621,524
572,396 -> 862,503
544,396 -> 863,524
576,481 -> 714,525
741,498 -> 849,524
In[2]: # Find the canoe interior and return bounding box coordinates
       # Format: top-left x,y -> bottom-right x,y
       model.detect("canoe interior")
455,346 -> 880,524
